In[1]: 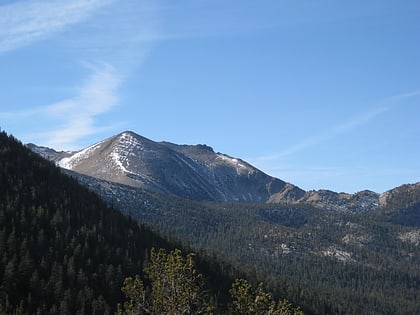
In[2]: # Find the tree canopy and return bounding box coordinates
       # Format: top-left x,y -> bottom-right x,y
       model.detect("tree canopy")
117,248 -> 302,315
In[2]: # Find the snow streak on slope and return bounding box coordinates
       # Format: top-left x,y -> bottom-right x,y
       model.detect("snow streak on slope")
109,132 -> 144,174
216,153 -> 254,175
58,139 -> 106,170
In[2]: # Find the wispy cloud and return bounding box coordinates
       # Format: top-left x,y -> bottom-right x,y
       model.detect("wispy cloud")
248,89 -> 420,192
37,63 -> 121,150
253,89 -> 420,163
0,0 -> 162,149
59,0 -> 161,71
0,0 -> 114,53
0,64 -> 121,150
391,90 -> 420,99
254,106 -> 390,162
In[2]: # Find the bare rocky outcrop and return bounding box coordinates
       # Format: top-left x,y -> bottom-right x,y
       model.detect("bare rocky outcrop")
297,189 -> 379,212
379,182 -> 420,208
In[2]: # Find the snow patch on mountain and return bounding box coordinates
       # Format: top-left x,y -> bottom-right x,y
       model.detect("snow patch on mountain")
216,154 -> 252,175
110,151 -> 129,174
109,132 -> 145,174
58,140 -> 105,170
119,132 -> 145,153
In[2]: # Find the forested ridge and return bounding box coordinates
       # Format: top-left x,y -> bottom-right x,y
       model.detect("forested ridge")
77,166 -> 420,314
1,129 -> 419,314
0,130 -> 181,313
0,132 -> 211,313
0,131 -> 302,314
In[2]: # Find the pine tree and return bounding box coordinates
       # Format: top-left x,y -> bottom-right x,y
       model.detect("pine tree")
118,249 -> 303,315
118,248 -> 213,315
229,279 -> 303,315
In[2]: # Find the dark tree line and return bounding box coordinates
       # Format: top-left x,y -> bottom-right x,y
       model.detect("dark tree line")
0,131 -> 180,313
2,129 -> 419,314
0,131 -> 303,314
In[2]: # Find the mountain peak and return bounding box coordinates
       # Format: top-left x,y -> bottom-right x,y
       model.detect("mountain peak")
30,131 -> 302,203
119,130 -> 137,136
30,130 -> 416,212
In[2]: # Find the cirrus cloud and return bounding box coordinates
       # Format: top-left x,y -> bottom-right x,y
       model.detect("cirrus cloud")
0,0 -> 114,54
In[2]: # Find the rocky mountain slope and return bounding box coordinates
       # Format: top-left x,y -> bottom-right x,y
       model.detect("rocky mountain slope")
28,130 -> 420,212
30,131 -> 302,203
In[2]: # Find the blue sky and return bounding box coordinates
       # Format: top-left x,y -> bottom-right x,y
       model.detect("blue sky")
1,0 -> 419,194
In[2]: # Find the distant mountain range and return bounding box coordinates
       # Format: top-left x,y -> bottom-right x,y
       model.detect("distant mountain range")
28,130 -> 420,212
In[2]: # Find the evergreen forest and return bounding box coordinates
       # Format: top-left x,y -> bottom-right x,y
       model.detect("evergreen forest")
0,131 -> 177,313
1,130 -> 419,314
0,131 -> 301,314
77,160 -> 420,314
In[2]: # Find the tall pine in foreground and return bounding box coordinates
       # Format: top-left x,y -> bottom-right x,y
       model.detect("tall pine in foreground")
0,131 -> 173,314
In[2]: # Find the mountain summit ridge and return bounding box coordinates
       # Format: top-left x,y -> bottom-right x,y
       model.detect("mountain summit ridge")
28,130 -> 420,212
31,131 -> 301,203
